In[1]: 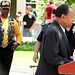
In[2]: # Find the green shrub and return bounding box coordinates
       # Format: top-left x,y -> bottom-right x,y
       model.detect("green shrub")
16,42 -> 36,51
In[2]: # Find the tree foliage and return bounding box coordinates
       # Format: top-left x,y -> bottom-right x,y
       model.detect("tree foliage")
65,0 -> 75,5
35,0 -> 49,21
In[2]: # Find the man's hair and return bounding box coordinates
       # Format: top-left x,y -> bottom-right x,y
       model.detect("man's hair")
55,4 -> 72,17
49,1 -> 54,4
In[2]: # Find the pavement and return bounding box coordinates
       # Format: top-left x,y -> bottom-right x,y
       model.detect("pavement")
9,66 -> 37,75
9,72 -> 32,75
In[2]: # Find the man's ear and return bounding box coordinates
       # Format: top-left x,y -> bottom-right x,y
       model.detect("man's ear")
61,14 -> 65,20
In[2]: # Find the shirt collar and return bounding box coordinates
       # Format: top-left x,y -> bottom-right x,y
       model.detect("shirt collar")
60,25 -> 65,33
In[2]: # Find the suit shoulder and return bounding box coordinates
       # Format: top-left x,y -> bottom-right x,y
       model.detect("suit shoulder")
45,23 -> 58,35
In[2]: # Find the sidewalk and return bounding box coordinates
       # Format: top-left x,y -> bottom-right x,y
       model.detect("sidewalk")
9,66 -> 37,75
9,72 -> 32,75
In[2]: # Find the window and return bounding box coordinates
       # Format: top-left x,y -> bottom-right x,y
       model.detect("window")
26,0 -> 30,2
26,0 -> 36,8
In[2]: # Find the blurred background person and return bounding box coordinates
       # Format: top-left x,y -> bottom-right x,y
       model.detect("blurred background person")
16,13 -> 21,26
23,5 -> 36,37
28,4 -> 37,19
33,9 -> 56,63
18,11 -> 23,25
65,23 -> 75,56
45,0 -> 56,24
18,11 -> 23,36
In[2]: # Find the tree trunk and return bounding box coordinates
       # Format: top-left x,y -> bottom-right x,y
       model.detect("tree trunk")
10,0 -> 17,19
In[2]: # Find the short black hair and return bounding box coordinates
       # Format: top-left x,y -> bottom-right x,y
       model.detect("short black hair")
55,4 -> 70,17
49,1 -> 54,4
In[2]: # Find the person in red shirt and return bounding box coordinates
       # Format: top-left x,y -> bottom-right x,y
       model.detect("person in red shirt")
45,1 -> 56,20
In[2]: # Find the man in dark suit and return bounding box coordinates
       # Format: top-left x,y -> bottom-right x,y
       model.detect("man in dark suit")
35,4 -> 74,75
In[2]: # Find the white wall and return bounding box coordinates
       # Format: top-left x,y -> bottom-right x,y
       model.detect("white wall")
17,0 -> 26,16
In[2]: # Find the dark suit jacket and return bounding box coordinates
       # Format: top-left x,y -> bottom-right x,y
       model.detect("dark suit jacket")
65,23 -> 75,55
35,20 -> 72,75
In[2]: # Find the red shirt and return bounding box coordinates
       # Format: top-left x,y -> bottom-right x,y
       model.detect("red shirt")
45,4 -> 56,19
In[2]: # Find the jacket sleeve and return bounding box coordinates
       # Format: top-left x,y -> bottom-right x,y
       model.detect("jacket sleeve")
14,19 -> 22,44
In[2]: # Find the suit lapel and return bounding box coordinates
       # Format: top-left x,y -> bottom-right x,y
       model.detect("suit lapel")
53,20 -> 71,56
62,31 -> 71,56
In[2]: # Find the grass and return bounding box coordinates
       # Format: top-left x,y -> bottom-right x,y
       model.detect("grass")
11,51 -> 40,68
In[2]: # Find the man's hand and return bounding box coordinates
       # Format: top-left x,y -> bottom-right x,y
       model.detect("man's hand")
11,42 -> 19,51
33,54 -> 38,63
29,28 -> 32,32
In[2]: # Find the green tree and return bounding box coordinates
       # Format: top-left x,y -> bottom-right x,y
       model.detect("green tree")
65,0 -> 75,5
32,0 -> 49,21
65,0 -> 75,20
